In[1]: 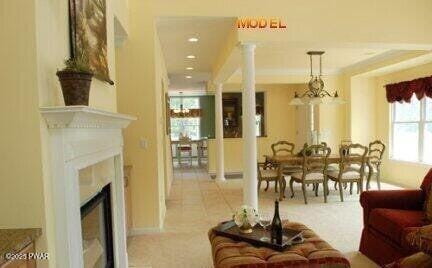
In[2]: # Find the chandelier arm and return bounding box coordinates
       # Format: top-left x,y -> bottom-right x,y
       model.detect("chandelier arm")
317,90 -> 331,98
298,91 -> 309,98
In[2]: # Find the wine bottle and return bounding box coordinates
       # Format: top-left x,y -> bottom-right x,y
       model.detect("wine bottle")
271,200 -> 283,244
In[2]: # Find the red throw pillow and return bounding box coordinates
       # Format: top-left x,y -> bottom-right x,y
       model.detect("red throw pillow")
420,168 -> 432,194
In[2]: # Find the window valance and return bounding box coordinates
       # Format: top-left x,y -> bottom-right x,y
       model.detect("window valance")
386,75 -> 432,103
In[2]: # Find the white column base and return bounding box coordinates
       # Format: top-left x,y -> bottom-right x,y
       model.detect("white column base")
215,177 -> 226,182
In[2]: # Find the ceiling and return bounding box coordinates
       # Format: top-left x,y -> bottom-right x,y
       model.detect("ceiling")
157,17 -> 415,90
157,17 -> 236,91
253,46 -> 390,75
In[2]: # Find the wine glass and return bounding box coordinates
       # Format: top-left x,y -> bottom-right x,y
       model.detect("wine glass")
258,212 -> 272,242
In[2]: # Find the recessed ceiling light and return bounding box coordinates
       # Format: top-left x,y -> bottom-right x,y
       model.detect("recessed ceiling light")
188,37 -> 199,42
185,75 -> 192,79
186,67 -> 194,70
186,55 -> 196,59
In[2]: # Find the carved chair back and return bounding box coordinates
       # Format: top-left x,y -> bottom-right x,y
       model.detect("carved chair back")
271,141 -> 295,156
300,144 -> 331,180
338,143 -> 368,178
368,140 -> 385,167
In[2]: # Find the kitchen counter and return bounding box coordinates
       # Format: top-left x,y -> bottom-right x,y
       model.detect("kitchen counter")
0,228 -> 42,264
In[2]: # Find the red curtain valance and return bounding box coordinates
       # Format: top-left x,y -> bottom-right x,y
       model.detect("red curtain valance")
385,75 -> 432,103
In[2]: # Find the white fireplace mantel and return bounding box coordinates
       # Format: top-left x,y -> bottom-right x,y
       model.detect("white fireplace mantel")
40,106 -> 135,129
41,106 -> 136,268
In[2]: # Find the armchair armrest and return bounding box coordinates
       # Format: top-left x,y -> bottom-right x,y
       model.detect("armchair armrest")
360,189 -> 425,226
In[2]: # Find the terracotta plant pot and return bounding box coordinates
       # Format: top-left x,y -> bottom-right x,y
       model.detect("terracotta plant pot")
56,71 -> 93,106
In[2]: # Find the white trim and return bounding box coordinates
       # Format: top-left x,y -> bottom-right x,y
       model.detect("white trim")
208,170 -> 243,176
128,227 -> 163,236
41,106 -> 135,268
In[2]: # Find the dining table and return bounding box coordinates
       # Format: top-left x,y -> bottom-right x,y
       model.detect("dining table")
264,154 -> 374,201
171,138 -> 206,165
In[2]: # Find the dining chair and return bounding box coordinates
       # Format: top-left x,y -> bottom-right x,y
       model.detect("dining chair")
271,141 -> 295,155
257,161 -> 279,193
197,138 -> 208,166
365,140 -> 385,190
333,139 -> 353,190
177,136 -> 193,166
271,141 -> 302,175
289,144 -> 331,204
327,143 -> 368,202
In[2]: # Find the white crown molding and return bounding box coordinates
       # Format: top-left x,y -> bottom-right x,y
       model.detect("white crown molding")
232,68 -> 340,76
40,106 -> 136,129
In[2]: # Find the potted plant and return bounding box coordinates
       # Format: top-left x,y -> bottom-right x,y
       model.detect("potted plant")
56,52 -> 93,106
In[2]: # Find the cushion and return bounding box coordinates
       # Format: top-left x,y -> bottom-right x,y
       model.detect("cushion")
291,172 -> 324,181
351,164 -> 377,173
386,252 -> 432,268
209,222 -> 350,268
424,185 -> 432,222
260,169 -> 278,179
327,171 -> 360,181
369,208 -> 426,244
420,168 -> 432,194
406,224 -> 432,254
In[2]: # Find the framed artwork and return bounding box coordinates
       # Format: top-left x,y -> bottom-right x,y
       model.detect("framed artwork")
69,0 -> 114,85
165,92 -> 171,135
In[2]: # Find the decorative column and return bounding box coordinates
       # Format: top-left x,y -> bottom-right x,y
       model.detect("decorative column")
241,43 -> 258,209
215,83 -> 226,181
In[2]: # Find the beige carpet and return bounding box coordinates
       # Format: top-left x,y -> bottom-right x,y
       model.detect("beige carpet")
128,165 -> 401,268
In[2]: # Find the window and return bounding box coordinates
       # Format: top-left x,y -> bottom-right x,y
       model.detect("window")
170,97 -> 201,140
391,96 -> 432,163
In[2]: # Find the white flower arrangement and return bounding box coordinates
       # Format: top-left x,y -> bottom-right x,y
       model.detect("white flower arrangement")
233,205 -> 259,233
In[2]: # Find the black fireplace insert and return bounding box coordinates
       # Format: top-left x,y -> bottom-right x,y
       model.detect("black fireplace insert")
80,184 -> 114,268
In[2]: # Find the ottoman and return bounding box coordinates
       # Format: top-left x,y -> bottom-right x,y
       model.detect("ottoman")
208,221 -> 350,268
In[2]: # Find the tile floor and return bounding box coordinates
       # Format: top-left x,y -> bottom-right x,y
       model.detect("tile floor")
128,165 -> 401,268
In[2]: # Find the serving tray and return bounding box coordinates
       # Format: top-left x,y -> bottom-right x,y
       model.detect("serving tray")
212,220 -> 303,251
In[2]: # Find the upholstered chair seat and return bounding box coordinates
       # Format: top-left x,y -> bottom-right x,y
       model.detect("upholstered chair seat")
291,172 -> 325,181
260,169 -> 278,178
327,170 -> 362,181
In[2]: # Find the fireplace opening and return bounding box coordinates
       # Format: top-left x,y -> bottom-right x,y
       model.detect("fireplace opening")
81,184 -> 114,268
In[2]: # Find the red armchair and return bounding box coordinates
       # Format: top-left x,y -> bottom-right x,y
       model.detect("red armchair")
359,169 -> 432,266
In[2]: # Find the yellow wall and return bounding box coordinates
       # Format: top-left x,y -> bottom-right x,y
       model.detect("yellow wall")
375,63 -> 432,188
317,76 -> 348,150
208,84 -> 297,173
0,0 -> 128,266
0,0 -> 45,229
35,1 -> 123,265
116,0 -> 169,230
207,81 -> 347,173
349,76 -> 377,145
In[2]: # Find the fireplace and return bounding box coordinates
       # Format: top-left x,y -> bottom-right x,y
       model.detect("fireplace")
81,184 -> 114,268
41,106 -> 135,267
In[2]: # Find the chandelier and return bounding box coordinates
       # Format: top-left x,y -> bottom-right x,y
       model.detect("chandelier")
173,92 -> 190,115
289,51 -> 344,105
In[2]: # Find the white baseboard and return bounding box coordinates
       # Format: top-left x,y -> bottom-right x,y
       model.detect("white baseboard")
128,227 -> 163,236
208,170 -> 243,176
